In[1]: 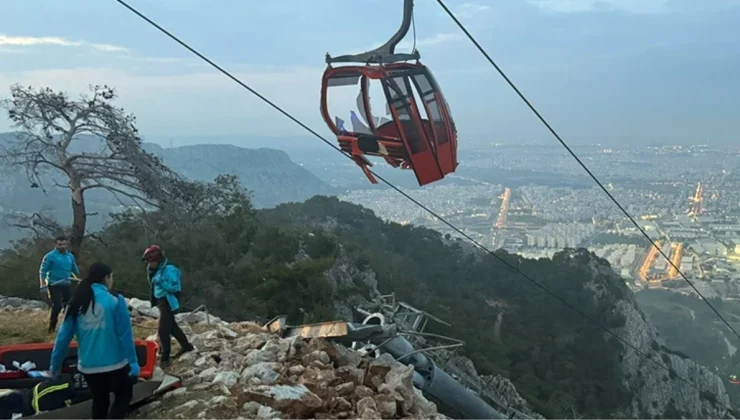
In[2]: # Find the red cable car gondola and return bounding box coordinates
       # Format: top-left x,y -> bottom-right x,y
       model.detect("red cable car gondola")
320,0 -> 458,187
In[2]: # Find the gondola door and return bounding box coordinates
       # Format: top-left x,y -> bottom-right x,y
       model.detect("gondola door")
381,72 -> 443,186
410,68 -> 457,175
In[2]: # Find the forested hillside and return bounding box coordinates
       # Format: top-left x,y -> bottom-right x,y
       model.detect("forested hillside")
0,82 -> 733,419
0,180 -> 731,418
637,289 -> 740,407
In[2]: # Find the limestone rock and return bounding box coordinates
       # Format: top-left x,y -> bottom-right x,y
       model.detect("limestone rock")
212,370 -> 240,388
241,362 -> 282,385
244,384 -> 323,417
2,293 -> 450,420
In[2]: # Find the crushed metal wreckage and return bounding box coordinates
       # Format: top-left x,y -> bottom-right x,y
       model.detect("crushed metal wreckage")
265,293 -> 533,419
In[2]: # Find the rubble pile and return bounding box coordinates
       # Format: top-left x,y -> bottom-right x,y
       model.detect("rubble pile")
128,300 -> 448,419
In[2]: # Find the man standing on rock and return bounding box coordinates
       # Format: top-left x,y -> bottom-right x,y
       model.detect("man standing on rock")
142,245 -> 194,367
39,235 -> 80,333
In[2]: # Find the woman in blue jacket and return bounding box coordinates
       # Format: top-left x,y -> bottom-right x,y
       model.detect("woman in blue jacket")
50,262 -> 140,419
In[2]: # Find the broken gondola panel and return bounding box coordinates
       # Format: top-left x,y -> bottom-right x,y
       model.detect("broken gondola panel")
320,0 -> 459,187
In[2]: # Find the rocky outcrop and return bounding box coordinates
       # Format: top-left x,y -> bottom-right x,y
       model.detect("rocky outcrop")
0,294 -> 449,419
616,297 -> 732,419
127,304 -> 448,419
433,348 -> 542,419
320,245 -> 380,322
577,250 -> 733,419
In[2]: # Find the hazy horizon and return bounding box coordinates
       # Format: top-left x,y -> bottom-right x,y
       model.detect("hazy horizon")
0,0 -> 738,150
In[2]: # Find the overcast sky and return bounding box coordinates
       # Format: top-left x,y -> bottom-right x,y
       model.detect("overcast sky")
0,0 -> 738,148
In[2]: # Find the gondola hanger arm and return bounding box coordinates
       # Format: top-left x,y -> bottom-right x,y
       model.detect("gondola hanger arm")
326,0 -> 420,65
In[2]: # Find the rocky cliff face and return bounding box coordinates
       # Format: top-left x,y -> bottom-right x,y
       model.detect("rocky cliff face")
616,296 -> 732,418
3,244 -> 731,419
432,348 -> 543,419
292,240 -> 736,419
316,244 -> 380,322
580,253 -> 733,419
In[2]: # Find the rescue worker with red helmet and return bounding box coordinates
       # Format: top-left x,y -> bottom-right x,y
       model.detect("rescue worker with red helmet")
141,245 -> 194,367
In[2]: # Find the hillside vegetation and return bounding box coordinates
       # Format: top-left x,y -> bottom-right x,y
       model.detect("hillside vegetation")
637,289 -> 740,406
0,84 -> 731,419
1,175 -> 637,418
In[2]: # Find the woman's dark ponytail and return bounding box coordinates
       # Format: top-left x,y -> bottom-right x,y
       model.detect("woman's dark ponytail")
65,262 -> 112,320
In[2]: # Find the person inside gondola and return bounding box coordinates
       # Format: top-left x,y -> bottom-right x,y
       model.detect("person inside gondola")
49,262 -> 139,419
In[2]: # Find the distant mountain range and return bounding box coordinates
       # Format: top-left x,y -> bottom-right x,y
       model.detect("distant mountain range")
0,132 -> 338,248
143,142 -> 337,208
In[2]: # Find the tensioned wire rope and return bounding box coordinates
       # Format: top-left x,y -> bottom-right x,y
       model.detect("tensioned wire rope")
434,0 -> 740,343
109,0 -> 736,411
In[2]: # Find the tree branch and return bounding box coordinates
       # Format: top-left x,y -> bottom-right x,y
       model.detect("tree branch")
0,84 -> 186,253
3,211 -> 64,240
82,181 -> 157,208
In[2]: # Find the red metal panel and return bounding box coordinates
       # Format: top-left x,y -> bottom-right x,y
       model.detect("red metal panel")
408,71 -> 451,175
430,91 -> 455,175
437,91 -> 458,171
381,75 -> 443,186
320,63 -> 456,186
388,63 -> 457,178
409,67 -> 457,176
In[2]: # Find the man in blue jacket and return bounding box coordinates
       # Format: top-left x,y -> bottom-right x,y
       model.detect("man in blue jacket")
142,245 -> 194,367
39,236 -> 80,333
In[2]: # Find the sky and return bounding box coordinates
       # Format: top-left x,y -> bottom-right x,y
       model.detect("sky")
0,0 -> 738,149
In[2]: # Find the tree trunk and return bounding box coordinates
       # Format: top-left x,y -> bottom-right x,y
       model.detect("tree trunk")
70,186 -> 86,258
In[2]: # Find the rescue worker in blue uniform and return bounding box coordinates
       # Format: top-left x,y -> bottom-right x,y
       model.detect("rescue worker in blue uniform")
142,245 -> 194,367
39,235 -> 80,333
50,262 -> 139,419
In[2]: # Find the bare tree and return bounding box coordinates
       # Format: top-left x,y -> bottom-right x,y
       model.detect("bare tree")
3,210 -> 64,240
0,84 -> 184,256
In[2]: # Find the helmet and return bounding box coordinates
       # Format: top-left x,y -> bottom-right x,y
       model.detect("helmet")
142,245 -> 164,263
